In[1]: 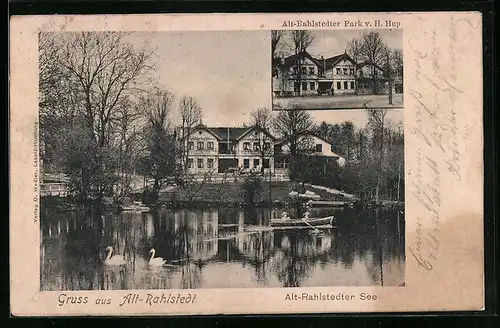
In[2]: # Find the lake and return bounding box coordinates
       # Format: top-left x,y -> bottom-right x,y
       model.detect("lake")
40,206 -> 405,290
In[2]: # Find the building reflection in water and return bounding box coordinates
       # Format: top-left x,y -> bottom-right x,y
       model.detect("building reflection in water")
40,207 -> 405,290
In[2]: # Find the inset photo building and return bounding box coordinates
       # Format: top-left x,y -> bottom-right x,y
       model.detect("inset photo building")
271,29 -> 403,110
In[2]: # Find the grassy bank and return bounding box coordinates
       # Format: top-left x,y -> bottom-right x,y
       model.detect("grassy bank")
156,180 -> 353,208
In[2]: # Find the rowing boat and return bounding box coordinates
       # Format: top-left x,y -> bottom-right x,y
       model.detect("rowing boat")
269,216 -> 335,228
119,201 -> 151,212
306,200 -> 350,208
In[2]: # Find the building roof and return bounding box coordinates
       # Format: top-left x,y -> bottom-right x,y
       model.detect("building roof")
279,51 -> 319,69
276,51 -> 356,70
177,124 -> 277,142
320,53 -> 354,70
356,61 -> 384,71
274,132 -> 346,159
208,127 -> 250,141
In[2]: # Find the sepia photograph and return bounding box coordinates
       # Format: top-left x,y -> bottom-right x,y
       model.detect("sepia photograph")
271,29 -> 404,110
38,30 -> 405,291
9,11 -> 485,316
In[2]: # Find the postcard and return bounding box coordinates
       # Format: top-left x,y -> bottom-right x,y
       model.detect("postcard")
9,12 -> 483,316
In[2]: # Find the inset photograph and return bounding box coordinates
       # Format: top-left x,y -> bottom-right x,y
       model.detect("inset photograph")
271,29 -> 403,110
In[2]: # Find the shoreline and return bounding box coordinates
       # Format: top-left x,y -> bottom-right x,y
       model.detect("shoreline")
40,195 -> 404,213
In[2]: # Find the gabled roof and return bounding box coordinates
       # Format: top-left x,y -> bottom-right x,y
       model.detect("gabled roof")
306,131 -> 335,146
237,125 -> 278,142
176,124 -> 222,140
276,51 -> 356,70
279,51 -> 320,69
356,61 -> 384,71
274,132 -> 346,158
274,131 -> 334,146
320,53 -> 356,70
177,124 -> 277,142
208,127 -> 250,141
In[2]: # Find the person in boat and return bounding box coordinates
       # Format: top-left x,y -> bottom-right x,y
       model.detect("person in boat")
296,200 -> 306,219
302,211 -> 310,220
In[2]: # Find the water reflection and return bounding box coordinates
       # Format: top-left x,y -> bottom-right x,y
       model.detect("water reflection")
40,207 -> 405,290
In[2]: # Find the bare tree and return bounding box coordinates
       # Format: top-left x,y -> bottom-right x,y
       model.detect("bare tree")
291,30 -> 315,96
113,97 -> 144,203
391,49 -> 403,93
137,88 -> 176,203
250,107 -> 276,174
250,107 -> 273,131
60,32 -> 154,148
39,33 -> 83,173
367,109 -> 389,202
360,32 -> 388,94
346,38 -> 363,95
271,30 -> 285,59
40,32 -> 155,203
291,30 -> 315,53
392,49 -> 403,78
272,108 -> 315,181
178,96 -> 202,180
384,48 -> 394,105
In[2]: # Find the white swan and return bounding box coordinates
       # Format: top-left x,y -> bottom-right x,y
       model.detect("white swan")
149,248 -> 167,266
104,246 -> 126,266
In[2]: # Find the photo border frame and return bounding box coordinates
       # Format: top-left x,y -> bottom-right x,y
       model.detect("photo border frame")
6,0 -> 497,324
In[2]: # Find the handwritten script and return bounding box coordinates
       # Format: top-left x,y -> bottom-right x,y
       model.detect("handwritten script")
407,22 -> 464,271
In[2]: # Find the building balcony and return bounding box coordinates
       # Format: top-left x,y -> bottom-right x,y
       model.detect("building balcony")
218,149 -> 236,155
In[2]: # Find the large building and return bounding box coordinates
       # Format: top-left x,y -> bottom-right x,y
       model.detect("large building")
272,51 -> 399,97
176,124 -> 277,177
176,124 -> 345,180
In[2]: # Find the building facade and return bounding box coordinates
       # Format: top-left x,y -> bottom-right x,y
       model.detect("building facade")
356,62 -> 397,95
177,124 -> 346,180
273,51 -> 400,97
274,134 -> 346,171
177,124 -> 277,178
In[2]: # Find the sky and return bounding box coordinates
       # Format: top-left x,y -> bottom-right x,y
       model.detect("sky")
303,29 -> 403,59
126,30 -> 403,130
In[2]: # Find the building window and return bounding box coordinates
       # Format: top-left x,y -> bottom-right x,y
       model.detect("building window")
343,67 -> 348,75
359,70 -> 364,77
207,142 -> 214,150
310,82 -> 315,90
188,159 -> 194,168
264,142 -> 270,150
253,159 -> 260,168
188,142 -> 194,150
253,142 -> 259,151
294,82 -> 300,92
263,159 -> 270,168
344,81 -> 348,89
274,158 -> 284,169
350,68 -> 354,75
243,142 -> 250,150
350,81 -> 355,89
197,141 -> 204,150
207,158 -> 214,169
197,158 -> 204,168
302,82 -> 307,91
337,81 -> 341,89
309,67 -> 314,75
301,66 -> 307,74
243,159 -> 250,169
315,144 -> 323,152
336,68 -> 341,74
